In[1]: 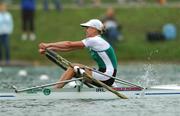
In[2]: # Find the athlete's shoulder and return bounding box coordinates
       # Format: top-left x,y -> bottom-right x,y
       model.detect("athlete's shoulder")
82,35 -> 101,45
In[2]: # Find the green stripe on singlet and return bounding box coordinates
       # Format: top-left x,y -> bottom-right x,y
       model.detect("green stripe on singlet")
89,46 -> 117,69
90,49 -> 106,69
105,46 -> 118,69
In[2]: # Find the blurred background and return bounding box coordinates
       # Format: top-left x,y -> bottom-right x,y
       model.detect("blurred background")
0,0 -> 179,66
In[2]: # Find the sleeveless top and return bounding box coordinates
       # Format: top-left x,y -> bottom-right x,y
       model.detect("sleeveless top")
82,35 -> 117,80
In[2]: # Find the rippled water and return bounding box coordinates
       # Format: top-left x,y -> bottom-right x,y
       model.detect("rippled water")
1,63 -> 180,116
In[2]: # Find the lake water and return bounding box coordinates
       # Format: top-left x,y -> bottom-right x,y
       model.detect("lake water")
1,63 -> 180,116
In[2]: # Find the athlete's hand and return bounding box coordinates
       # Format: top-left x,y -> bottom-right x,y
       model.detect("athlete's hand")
39,43 -> 48,49
39,43 -> 49,54
39,48 -> 45,54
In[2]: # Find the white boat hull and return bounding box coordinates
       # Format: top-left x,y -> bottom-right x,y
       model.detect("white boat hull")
1,86 -> 180,100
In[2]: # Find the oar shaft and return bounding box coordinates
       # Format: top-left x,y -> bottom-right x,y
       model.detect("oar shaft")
114,80 -> 135,87
113,77 -> 143,88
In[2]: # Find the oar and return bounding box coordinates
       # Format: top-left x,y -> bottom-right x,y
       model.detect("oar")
45,49 -> 72,69
45,49 -> 128,99
12,78 -> 83,93
45,50 -> 68,70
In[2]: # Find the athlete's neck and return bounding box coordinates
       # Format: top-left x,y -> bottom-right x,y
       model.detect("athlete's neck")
86,34 -> 100,38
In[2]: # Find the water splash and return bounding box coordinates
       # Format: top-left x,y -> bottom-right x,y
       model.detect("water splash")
138,64 -> 159,88
138,49 -> 160,87
147,49 -> 159,61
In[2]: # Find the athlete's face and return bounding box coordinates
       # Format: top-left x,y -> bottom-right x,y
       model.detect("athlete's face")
85,27 -> 99,38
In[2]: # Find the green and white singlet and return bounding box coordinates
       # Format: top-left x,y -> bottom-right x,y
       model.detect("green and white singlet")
82,35 -> 117,81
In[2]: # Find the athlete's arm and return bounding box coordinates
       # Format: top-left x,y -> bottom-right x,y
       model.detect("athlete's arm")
39,41 -> 85,54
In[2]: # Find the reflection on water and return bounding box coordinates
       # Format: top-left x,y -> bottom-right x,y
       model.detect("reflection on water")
1,63 -> 180,116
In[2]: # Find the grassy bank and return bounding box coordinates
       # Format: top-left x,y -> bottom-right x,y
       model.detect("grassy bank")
9,7 -> 180,65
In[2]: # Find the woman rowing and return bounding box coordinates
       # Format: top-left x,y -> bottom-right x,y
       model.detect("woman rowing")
39,19 -> 118,88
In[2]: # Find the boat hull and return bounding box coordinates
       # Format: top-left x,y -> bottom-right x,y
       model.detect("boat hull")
1,87 -> 180,100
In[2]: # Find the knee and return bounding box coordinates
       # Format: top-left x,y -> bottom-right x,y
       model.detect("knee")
72,63 -> 84,68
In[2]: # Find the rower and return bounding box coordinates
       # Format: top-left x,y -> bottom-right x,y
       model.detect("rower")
39,19 -> 118,88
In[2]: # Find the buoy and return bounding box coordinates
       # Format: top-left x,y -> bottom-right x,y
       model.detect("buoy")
18,70 -> 28,77
40,74 -> 49,80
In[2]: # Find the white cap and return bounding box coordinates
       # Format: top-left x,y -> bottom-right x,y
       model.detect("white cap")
80,19 -> 104,31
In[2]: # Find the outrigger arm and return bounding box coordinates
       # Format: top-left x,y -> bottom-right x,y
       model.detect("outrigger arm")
12,78 -> 83,93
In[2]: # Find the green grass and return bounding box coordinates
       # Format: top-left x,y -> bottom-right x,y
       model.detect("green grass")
9,7 -> 180,64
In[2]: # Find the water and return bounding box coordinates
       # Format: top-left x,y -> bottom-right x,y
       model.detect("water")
1,63 -> 180,116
